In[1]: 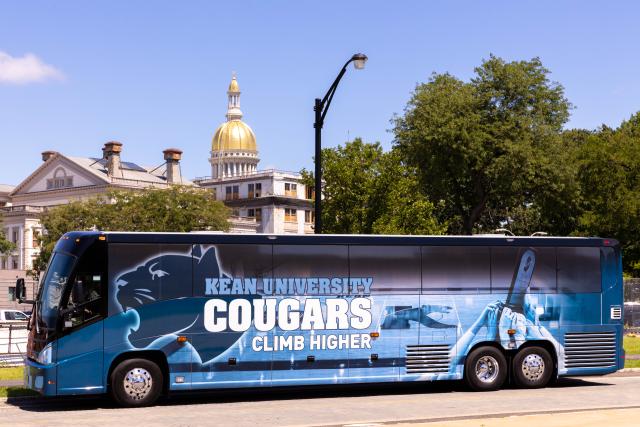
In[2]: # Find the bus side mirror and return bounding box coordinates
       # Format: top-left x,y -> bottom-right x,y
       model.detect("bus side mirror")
15,278 -> 26,303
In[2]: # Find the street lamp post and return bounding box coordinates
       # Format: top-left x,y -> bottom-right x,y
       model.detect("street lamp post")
314,53 -> 367,234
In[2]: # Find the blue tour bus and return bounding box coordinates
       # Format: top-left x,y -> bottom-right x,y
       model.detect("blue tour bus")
20,232 -> 624,406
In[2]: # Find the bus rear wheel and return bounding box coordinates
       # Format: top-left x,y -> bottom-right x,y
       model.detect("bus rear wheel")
513,346 -> 553,388
464,346 -> 507,391
110,358 -> 163,407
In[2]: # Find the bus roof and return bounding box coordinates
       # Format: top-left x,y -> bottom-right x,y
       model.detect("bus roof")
61,231 -> 619,248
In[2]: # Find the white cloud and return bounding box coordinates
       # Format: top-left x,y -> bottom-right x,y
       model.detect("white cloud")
0,51 -> 64,85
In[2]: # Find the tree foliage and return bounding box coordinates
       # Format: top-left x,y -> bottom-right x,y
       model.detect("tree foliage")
393,55 -> 575,234
571,113 -> 640,275
0,216 -> 15,254
31,186 -> 229,274
303,138 -> 446,235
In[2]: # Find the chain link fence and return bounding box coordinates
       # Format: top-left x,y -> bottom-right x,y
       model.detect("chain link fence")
625,279 -> 640,333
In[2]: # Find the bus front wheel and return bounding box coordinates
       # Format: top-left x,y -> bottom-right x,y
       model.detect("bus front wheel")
464,346 -> 507,391
110,358 -> 164,407
513,346 -> 553,389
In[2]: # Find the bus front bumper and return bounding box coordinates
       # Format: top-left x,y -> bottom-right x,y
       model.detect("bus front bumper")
24,358 -> 57,396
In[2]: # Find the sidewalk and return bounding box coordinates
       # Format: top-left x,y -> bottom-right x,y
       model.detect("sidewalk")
0,379 -> 22,387
386,408 -> 640,427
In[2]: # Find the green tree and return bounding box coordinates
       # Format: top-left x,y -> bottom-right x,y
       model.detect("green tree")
0,216 -> 15,254
32,186 -> 229,274
573,113 -> 640,275
393,55 -> 576,235
302,138 -> 446,235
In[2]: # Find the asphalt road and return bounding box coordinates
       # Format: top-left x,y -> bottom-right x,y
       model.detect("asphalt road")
1,375 -> 640,427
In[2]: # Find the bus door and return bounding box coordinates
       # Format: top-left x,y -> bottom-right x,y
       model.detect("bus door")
350,246 -> 422,383
57,242 -> 107,395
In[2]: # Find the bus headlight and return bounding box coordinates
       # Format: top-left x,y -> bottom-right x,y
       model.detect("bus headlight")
36,343 -> 53,365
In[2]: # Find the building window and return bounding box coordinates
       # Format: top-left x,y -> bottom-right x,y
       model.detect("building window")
306,185 -> 315,200
32,230 -> 40,249
285,183 -> 297,198
8,286 -> 16,302
12,229 -> 18,244
285,208 -> 297,223
1,257 -> 6,270
304,210 -> 314,223
211,188 -> 217,199
225,186 -> 239,201
46,167 -> 73,189
255,208 -> 262,222
231,208 -> 240,217
12,259 -> 18,270
248,183 -> 262,199
248,209 -> 255,218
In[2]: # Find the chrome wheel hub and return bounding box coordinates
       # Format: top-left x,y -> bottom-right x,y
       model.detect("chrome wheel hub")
475,355 -> 499,383
522,354 -> 545,381
123,368 -> 153,400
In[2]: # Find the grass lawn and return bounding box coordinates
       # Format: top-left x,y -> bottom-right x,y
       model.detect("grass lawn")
624,335 -> 640,355
0,366 -> 23,381
0,386 -> 37,398
625,359 -> 640,368
0,367 -> 35,399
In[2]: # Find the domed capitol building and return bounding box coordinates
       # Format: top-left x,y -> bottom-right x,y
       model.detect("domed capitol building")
196,74 -> 314,234
0,74 -> 313,307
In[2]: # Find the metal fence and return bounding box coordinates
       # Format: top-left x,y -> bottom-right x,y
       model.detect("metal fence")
0,323 -> 27,366
624,279 -> 640,332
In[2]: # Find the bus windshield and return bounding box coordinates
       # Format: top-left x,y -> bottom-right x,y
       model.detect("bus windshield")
37,252 -> 76,330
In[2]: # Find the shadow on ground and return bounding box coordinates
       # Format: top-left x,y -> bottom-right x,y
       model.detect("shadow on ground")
4,376 -> 613,413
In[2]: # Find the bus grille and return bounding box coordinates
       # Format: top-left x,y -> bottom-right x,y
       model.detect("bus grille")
564,332 -> 617,369
405,345 -> 450,374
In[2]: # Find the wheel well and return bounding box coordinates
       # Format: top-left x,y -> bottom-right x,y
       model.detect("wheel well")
467,341 -> 506,359
107,350 -> 170,394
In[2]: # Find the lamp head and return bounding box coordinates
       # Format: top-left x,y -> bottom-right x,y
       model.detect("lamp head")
352,53 -> 368,70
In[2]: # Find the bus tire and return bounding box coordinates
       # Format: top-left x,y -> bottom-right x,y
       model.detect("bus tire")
110,358 -> 163,407
464,346 -> 507,391
513,346 -> 553,389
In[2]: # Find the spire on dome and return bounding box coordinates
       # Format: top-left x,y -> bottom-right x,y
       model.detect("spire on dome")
226,73 -> 243,121
228,72 -> 240,93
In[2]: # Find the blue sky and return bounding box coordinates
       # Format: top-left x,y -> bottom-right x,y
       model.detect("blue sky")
1,1 -> 639,185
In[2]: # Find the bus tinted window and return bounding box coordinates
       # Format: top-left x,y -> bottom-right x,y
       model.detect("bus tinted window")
491,247 -> 519,292
491,247 -> 556,293
557,247 -> 601,293
108,244 -> 193,314
422,246 -> 490,293
273,245 -> 348,295
529,248 -> 557,292
193,244 -> 272,296
349,246 -> 421,294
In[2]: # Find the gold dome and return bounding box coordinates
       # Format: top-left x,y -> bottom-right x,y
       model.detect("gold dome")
211,119 -> 257,152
